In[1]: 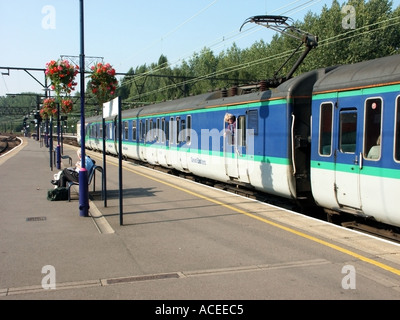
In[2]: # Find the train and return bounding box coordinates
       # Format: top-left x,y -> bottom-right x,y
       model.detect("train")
78,54 -> 400,230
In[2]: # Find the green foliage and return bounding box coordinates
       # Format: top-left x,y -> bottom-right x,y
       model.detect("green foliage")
0,93 -> 40,133
129,0 -> 399,103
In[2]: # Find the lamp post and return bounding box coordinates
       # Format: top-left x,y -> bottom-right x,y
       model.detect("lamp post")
78,0 -> 89,217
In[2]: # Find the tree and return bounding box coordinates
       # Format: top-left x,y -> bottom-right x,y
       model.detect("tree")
119,0 -> 400,102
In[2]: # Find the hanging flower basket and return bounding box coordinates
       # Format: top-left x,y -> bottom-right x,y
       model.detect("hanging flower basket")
40,98 -> 58,119
61,98 -> 73,114
45,59 -> 79,96
89,62 -> 118,104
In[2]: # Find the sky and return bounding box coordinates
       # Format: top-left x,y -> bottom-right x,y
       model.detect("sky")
1,0 -> 400,98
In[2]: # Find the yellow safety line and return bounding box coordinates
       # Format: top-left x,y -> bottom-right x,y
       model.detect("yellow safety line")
95,154 -> 400,277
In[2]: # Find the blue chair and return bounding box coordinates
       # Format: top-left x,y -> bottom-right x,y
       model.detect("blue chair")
67,165 -> 104,202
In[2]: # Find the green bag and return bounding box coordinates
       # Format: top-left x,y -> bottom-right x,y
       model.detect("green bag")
47,187 -> 68,201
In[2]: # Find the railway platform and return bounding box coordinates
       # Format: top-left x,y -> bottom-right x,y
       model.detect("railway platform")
1,137 -> 400,306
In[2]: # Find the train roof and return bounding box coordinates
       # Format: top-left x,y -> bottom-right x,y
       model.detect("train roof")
83,66 -> 331,123
313,54 -> 400,93
117,68 -> 330,119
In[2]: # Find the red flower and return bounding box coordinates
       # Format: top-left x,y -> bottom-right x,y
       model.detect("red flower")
40,98 -> 57,119
45,59 -> 79,96
89,62 -> 118,104
61,98 -> 73,114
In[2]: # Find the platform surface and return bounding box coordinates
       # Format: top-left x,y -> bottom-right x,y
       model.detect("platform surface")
1,138 -> 400,305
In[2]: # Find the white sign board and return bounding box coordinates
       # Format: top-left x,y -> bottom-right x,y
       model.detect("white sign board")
103,97 -> 120,118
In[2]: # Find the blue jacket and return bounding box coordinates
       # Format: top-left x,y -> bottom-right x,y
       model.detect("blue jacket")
85,156 -> 95,173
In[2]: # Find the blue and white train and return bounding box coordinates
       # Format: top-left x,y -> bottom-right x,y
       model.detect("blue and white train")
78,54 -> 400,229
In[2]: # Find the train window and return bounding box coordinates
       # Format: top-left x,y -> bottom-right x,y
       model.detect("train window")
237,115 -> 246,147
139,120 -> 145,141
123,121 -> 129,140
364,98 -> 382,160
169,117 -> 174,144
180,118 -> 186,143
395,97 -> 400,161
319,103 -> 333,156
247,109 -> 258,135
99,123 -> 103,139
108,123 -> 113,140
145,119 -> 150,141
176,117 -> 181,143
156,118 -> 160,142
150,119 -> 157,141
161,118 -> 166,143
149,119 -> 155,141
186,115 -> 192,144
115,121 -> 120,140
339,109 -> 357,154
153,119 -> 157,141
132,120 -> 137,141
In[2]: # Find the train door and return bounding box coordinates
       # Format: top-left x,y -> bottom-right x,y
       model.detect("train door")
178,117 -> 188,169
224,115 -> 239,178
161,117 -> 169,166
236,114 -> 252,183
122,120 -> 129,157
223,113 -> 250,179
178,115 -> 191,170
333,106 -> 362,209
359,98 -> 384,214
113,116 -> 120,156
169,116 -> 183,171
139,119 -> 146,161
165,117 -> 173,167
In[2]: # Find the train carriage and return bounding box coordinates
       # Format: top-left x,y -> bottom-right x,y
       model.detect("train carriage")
311,55 -> 400,226
80,54 -> 400,230
83,68 -> 328,202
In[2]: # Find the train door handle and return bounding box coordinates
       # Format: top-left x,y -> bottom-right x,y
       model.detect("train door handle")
354,153 -> 363,169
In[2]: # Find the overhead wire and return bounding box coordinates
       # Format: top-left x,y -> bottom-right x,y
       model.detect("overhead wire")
118,0 -> 219,74
125,15 -> 400,103
120,0 -> 323,88
122,1 -> 400,102
118,0 -> 316,93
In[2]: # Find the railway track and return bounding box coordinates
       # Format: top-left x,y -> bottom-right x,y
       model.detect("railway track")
0,135 -> 21,155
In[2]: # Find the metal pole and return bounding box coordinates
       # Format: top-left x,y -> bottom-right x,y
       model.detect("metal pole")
78,0 -> 89,217
36,95 -> 40,141
56,102 -> 61,169
102,117 -> 107,207
118,98 -> 123,225
49,116 -> 53,171
44,78 -> 49,148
